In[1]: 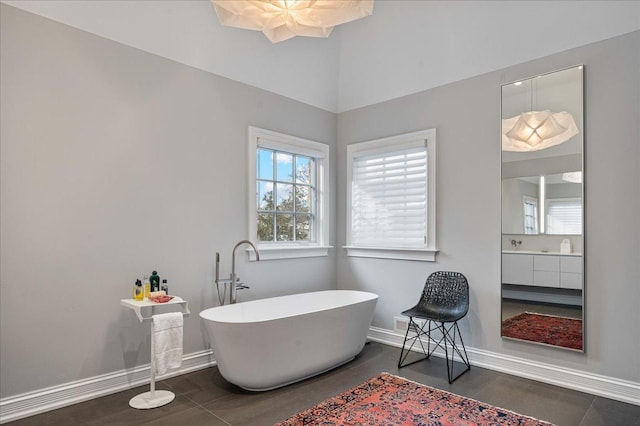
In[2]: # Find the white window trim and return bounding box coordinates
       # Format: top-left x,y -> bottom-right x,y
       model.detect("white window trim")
344,128 -> 438,262
248,126 -> 331,260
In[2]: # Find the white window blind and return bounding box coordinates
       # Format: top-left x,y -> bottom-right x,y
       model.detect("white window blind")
546,198 -> 582,235
351,146 -> 428,248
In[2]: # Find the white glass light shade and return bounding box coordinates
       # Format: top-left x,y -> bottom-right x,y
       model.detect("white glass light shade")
211,0 -> 374,43
502,110 -> 579,152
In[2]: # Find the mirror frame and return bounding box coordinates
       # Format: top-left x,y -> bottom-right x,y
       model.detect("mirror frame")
500,65 -> 585,352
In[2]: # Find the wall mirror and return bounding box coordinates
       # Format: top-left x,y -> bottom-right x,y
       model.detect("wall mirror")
500,65 -> 584,351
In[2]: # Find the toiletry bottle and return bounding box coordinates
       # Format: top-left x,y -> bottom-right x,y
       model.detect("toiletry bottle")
133,279 -> 143,301
150,271 -> 160,291
143,275 -> 150,299
161,279 -> 168,295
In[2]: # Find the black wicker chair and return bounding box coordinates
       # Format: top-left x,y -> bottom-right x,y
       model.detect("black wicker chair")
397,271 -> 471,383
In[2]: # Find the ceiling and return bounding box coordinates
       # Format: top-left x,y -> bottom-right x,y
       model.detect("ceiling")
3,0 -> 639,113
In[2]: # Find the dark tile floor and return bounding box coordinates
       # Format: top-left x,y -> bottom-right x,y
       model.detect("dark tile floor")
8,342 -> 640,425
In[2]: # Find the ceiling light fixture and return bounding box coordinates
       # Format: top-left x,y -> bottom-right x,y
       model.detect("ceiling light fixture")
211,0 -> 374,43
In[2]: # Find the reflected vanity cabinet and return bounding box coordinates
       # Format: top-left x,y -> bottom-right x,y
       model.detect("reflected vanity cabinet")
502,253 -> 582,290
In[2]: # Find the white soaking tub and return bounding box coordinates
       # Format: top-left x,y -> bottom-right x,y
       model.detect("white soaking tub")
199,290 -> 378,391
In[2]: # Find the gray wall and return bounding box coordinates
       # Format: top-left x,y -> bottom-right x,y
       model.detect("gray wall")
0,5 -> 337,398
337,31 -> 639,382
502,178 -> 538,234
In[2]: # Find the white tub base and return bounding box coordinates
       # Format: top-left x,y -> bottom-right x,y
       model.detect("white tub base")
200,290 -> 378,391
240,356 -> 355,392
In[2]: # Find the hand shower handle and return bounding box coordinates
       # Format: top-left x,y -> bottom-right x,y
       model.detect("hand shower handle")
215,252 -> 220,284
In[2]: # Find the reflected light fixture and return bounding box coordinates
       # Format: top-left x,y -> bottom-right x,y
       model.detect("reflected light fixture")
502,110 -> 579,152
502,76 -> 579,152
211,0 -> 374,43
562,171 -> 582,183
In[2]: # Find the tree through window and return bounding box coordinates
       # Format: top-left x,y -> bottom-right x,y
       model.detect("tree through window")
257,148 -> 315,242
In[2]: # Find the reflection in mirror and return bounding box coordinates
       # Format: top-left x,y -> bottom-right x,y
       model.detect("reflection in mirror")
502,172 -> 582,235
501,66 -> 584,351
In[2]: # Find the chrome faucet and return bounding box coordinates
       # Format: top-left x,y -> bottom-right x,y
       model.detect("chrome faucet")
216,240 -> 260,305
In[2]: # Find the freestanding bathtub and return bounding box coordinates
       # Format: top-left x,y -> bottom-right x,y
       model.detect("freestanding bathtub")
199,290 -> 378,391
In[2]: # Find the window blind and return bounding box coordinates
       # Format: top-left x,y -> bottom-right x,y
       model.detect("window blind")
351,146 -> 428,248
547,198 -> 582,234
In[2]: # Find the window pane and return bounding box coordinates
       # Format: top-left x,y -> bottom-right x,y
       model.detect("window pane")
276,214 -> 293,241
257,213 -> 274,241
295,156 -> 311,184
295,185 -> 311,212
257,149 -> 274,180
295,214 -> 311,241
276,152 -> 293,182
257,181 -> 274,210
276,183 -> 293,211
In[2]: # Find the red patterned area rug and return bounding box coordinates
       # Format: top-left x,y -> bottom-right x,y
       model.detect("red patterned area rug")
501,312 -> 583,350
275,373 -> 553,426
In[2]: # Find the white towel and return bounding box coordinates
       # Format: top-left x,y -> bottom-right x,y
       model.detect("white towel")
153,312 -> 183,375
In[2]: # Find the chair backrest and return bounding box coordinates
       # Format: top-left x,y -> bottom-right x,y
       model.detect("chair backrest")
417,271 -> 469,320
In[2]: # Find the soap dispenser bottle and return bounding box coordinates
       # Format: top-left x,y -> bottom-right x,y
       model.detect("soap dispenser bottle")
560,239 -> 572,254
150,271 -> 160,292
143,275 -> 150,299
133,279 -> 144,301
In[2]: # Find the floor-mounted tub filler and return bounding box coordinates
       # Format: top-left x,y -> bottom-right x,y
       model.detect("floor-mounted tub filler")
200,290 -> 378,391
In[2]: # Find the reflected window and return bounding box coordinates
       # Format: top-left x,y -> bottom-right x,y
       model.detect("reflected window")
546,198 -> 582,235
523,196 -> 538,234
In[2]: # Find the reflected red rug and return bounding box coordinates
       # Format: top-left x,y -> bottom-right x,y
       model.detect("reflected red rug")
276,373 -> 553,426
502,312 -> 583,350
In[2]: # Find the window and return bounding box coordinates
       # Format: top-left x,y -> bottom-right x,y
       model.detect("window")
256,149 -> 314,242
523,196 -> 539,234
546,198 -> 582,235
248,127 -> 330,260
345,129 -> 437,261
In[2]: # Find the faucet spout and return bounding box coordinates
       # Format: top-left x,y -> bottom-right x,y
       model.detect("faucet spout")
230,240 -> 260,304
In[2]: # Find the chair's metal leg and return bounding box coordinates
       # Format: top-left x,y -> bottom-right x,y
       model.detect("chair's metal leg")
397,317 -> 413,368
399,318 -> 471,383
452,322 -> 470,369
398,317 -> 429,368
442,322 -> 452,383
443,321 -> 471,383
427,320 -> 432,358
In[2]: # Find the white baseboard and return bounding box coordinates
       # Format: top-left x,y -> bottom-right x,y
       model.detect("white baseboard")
368,326 -> 640,406
0,350 -> 216,424
3,329 -> 639,424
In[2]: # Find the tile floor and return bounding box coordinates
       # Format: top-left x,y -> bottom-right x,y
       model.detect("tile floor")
7,342 -> 640,425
